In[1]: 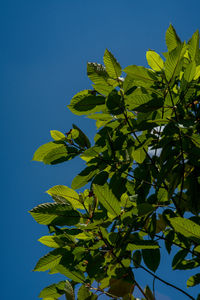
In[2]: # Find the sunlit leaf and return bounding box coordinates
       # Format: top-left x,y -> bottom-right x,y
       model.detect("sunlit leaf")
165,24 -> 181,51
34,249 -> 65,272
30,202 -> 81,225
168,217 -> 200,242
124,65 -> 157,87
127,240 -> 159,250
68,90 -> 105,116
39,281 -> 73,299
103,49 -> 122,78
47,185 -> 83,209
93,183 -> 121,218
146,50 -> 164,71
33,142 -> 79,165
187,273 -> 200,288
38,236 -> 65,248
55,264 -> 85,283
50,130 -> 66,141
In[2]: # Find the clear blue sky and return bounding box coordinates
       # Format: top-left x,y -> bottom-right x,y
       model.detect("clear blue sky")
1,1 -> 200,299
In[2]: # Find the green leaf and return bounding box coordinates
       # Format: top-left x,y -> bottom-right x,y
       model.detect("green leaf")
38,236 -> 65,248
87,62 -> 115,96
146,50 -> 164,71
125,89 -> 163,112
194,65 -> 200,80
165,44 -> 185,82
184,61 -> 196,82
108,277 -> 133,297
92,171 -> 108,185
50,130 -> 66,141
188,30 -> 200,62
30,202 -> 81,226
33,142 -> 79,165
103,49 -> 122,78
142,248 -> 160,272
168,217 -> 200,242
72,124 -> 91,148
164,230 -> 174,254
106,89 -> 122,114
65,281 -> 75,300
124,65 -> 157,86
93,183 -> 121,219
132,147 -> 146,164
127,240 -> 159,251
46,185 -> 83,209
172,249 -> 188,270
39,281 -> 72,299
71,165 -> 99,189
132,250 -> 141,268
77,285 -> 91,300
157,188 -> 168,203
187,273 -> 200,288
34,249 -> 65,272
174,259 -> 199,270
132,203 -> 155,216
87,62 -> 108,84
55,264 -> 85,283
165,24 -> 181,51
68,90 -> 105,116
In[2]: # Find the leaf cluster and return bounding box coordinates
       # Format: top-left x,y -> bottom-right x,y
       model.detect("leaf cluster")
31,25 -> 200,300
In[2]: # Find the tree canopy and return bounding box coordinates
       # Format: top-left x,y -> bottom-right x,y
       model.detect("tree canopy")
31,25 -> 200,300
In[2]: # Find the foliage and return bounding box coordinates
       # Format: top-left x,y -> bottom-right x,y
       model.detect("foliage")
31,25 -> 200,300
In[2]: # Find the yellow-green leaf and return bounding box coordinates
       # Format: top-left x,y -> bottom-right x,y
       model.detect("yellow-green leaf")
93,183 -> 121,219
187,273 -> 200,288
194,65 -> 200,80
184,61 -> 196,82
50,130 -> 66,141
127,241 -> 159,250
34,249 -> 65,272
169,217 -> 200,241
103,49 -> 121,78
38,236 -> 65,248
165,24 -> 181,51
146,50 -> 164,71
47,185 -> 83,209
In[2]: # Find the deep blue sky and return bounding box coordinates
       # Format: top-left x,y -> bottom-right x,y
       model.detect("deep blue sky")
1,1 -> 200,299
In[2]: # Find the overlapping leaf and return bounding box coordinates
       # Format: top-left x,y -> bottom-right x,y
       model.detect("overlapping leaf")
68,90 -> 105,115
103,49 -> 122,79
168,217 -> 200,242
165,24 -> 181,51
30,202 -> 81,225
33,141 -> 79,165
93,183 -> 121,218
47,185 -> 83,209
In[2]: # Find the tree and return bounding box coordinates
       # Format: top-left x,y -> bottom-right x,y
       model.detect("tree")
30,25 -> 200,300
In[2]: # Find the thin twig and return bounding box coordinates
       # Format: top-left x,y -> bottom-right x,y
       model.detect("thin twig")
88,285 -> 119,299
134,262 -> 195,300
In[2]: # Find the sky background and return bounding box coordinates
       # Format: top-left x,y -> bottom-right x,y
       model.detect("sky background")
1,0 -> 200,299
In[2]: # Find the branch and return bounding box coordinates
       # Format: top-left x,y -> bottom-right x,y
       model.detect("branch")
140,228 -> 200,259
168,87 -> 185,216
98,227 -> 148,300
87,285 -> 119,299
120,97 -> 170,194
133,260 -> 195,300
